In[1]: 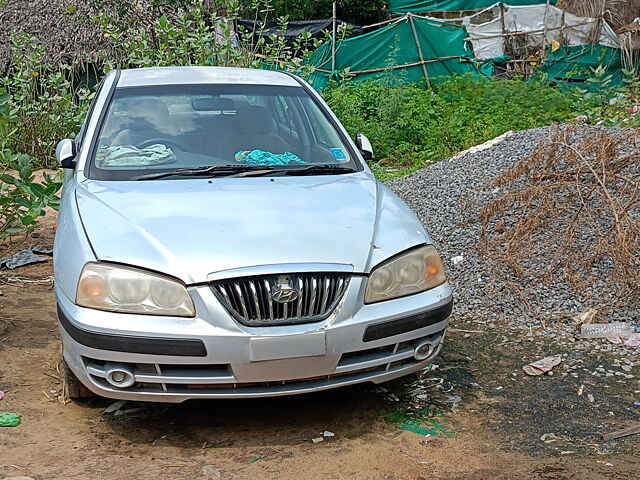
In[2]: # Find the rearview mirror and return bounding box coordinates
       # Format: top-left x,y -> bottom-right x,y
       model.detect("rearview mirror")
56,139 -> 77,169
355,133 -> 374,161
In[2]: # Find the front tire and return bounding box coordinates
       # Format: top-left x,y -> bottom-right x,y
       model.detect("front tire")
62,359 -> 95,399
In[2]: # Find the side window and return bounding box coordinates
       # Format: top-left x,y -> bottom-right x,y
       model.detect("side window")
273,96 -> 299,139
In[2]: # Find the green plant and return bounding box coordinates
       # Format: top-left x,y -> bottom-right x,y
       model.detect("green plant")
239,0 -> 389,24
0,88 -> 15,151
573,68 -> 640,127
0,31 -> 93,169
96,0 -> 319,77
324,74 -> 583,179
0,152 -> 62,247
0,89 -> 62,249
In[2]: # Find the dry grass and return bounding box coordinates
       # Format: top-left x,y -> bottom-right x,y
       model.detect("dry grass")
479,125 -> 640,314
557,0 -> 640,32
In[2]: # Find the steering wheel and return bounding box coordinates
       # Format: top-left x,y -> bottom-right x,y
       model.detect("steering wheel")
136,138 -> 188,152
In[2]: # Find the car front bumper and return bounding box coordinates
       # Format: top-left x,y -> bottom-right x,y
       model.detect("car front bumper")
56,278 -> 453,402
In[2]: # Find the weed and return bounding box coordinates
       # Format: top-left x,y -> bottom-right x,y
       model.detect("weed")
325,74 -> 589,179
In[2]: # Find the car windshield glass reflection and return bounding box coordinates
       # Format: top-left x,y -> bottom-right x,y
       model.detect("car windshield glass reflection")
91,85 -> 359,180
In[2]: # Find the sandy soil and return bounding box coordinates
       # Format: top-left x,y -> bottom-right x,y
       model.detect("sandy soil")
0,221 -> 638,479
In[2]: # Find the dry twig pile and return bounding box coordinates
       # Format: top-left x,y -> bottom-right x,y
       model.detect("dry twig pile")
479,125 -> 639,315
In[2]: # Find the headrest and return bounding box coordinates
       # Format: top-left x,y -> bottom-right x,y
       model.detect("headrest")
126,98 -> 170,132
237,106 -> 275,135
192,97 -> 236,112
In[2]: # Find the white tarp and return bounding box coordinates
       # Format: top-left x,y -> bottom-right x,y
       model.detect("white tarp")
463,3 -> 620,60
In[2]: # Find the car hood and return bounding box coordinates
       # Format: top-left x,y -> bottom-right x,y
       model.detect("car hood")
75,173 -> 429,284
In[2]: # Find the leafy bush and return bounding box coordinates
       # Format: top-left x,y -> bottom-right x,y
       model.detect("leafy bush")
325,74 -> 587,178
0,151 -> 62,245
239,0 -> 389,25
576,68 -> 640,127
0,31 -> 93,169
1,89 -> 62,246
96,0 -> 320,77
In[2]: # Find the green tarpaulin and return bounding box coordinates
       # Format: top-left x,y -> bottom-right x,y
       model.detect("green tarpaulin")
389,0 -> 556,12
542,45 -> 623,85
306,16 -> 477,89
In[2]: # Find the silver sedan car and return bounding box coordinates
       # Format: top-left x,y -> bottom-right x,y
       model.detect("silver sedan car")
54,67 -> 453,402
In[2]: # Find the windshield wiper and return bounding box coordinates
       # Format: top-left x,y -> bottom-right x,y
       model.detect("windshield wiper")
283,165 -> 357,176
132,165 -> 276,181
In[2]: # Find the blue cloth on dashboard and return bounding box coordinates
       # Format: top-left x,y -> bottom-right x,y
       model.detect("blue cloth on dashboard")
235,149 -> 305,166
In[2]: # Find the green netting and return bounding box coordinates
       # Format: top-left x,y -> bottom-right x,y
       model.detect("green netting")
542,45 -> 623,86
389,0 -> 556,13
306,16 -> 477,89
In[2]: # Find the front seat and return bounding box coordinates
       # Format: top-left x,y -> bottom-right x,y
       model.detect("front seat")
218,106 -> 290,160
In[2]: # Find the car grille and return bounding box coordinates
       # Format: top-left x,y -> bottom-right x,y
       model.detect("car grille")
210,273 -> 350,326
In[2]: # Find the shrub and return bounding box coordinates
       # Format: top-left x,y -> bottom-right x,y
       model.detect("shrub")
96,0 -> 320,77
238,0 -> 389,24
0,89 -> 62,248
0,151 -> 62,246
325,74 -> 585,178
0,31 -> 93,169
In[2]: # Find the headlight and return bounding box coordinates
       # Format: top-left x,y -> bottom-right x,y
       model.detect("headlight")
76,263 -> 195,317
364,245 -> 446,304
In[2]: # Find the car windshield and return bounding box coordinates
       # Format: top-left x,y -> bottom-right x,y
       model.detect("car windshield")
88,84 -> 360,180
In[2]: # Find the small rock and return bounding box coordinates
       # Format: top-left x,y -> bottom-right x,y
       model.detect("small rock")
450,255 -> 464,265
201,465 -> 221,478
540,433 -> 560,444
588,394 -> 595,403
102,400 -> 126,414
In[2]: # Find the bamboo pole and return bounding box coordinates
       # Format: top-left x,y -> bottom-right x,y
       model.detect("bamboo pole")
410,3 -> 498,24
362,15 -> 407,30
408,14 -> 431,88
465,22 -> 592,42
331,1 -> 337,74
499,2 -> 507,57
313,56 -> 469,76
541,0 -> 551,64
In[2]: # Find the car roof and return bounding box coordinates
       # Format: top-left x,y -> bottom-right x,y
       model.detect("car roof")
116,66 -> 302,88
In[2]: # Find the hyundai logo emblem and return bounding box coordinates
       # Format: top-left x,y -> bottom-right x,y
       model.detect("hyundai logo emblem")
271,277 -> 300,303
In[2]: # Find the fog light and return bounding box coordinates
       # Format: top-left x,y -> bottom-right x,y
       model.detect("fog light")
104,363 -> 135,389
414,341 -> 434,361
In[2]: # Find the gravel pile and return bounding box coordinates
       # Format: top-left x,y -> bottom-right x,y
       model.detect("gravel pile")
387,125 -> 639,342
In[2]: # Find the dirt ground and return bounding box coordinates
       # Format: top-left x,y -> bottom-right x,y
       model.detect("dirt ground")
0,221 -> 639,480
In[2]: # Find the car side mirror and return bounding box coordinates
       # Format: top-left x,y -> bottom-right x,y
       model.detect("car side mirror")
56,139 -> 77,169
355,133 -> 374,161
